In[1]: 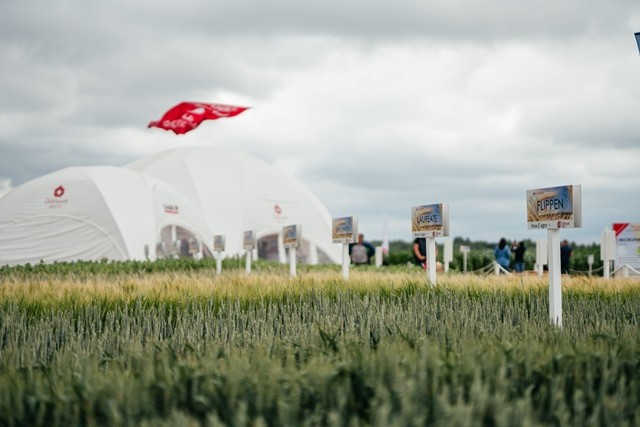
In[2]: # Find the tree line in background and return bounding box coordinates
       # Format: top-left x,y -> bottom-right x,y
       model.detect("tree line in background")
375,237 -> 603,274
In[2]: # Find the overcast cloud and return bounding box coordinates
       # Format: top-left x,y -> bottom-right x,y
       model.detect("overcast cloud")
2,0 -> 639,245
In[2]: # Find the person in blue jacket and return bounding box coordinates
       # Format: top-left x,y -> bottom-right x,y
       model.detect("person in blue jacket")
494,237 -> 511,273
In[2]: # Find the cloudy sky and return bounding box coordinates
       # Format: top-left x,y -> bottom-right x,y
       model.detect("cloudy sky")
2,0 -> 639,245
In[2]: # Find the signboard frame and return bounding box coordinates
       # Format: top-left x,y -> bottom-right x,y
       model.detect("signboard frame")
332,216 -> 358,244
411,203 -> 450,238
527,184 -> 582,230
282,224 -> 302,249
243,230 -> 255,250
213,235 -> 226,252
613,223 -> 640,272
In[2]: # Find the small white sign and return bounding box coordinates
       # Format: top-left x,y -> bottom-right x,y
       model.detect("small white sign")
243,230 -> 255,250
283,224 -> 301,249
527,185 -> 582,230
213,235 -> 225,252
332,216 -> 358,244
411,203 -> 450,237
613,223 -> 640,271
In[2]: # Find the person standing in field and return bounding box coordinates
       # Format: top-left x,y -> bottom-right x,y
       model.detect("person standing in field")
512,240 -> 526,273
349,233 -> 375,265
560,239 -> 572,274
412,237 -> 443,271
494,238 -> 511,273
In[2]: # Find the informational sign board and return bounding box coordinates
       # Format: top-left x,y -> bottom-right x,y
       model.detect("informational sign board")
188,238 -> 199,254
282,224 -> 301,249
411,203 -> 450,238
332,216 -> 357,244
213,235 -> 225,252
613,223 -> 640,271
243,230 -> 255,250
527,184 -> 582,230
155,242 -> 166,258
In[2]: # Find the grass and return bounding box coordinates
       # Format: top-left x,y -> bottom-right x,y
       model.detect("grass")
1,268 -> 639,426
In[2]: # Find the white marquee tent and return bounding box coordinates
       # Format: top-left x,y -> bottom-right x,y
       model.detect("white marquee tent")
127,147 -> 340,264
0,166 -> 212,266
0,148 -> 340,266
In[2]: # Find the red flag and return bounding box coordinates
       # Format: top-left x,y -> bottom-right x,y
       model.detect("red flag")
148,102 -> 249,134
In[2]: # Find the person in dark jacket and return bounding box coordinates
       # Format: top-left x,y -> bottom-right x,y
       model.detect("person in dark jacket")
512,240 -> 526,273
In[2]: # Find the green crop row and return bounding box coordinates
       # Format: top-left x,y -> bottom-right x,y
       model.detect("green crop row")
0,272 -> 639,426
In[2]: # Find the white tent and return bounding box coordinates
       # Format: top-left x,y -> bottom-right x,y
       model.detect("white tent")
127,147 -> 341,264
0,148 -> 340,266
0,166 -> 211,266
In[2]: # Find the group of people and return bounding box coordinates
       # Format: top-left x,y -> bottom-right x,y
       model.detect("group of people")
494,238 -> 573,274
493,238 -> 526,273
349,233 -> 573,274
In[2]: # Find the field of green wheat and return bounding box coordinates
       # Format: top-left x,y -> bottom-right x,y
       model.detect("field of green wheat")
1,262 -> 639,426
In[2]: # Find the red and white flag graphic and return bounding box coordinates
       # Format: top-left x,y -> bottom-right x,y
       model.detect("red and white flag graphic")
148,102 -> 249,134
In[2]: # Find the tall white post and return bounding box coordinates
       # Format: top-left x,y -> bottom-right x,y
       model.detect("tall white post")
277,233 -> 287,264
245,250 -> 252,274
289,247 -> 297,277
463,251 -> 468,273
536,238 -> 547,277
216,251 -> 222,275
426,237 -> 437,286
547,229 -> 562,327
443,237 -> 453,273
375,246 -> 383,267
601,229 -> 615,280
342,243 -> 350,280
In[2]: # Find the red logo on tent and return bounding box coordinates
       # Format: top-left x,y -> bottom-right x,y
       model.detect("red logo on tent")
274,204 -> 282,215
54,186 -> 65,198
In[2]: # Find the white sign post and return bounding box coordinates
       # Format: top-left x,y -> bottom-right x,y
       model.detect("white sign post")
243,230 -> 255,275
547,229 -> 562,326
411,203 -> 450,287
460,245 -> 470,273
600,228 -> 616,280
283,224 -> 301,277
332,217 -> 358,280
527,184 -> 582,327
375,246 -> 383,267
443,237 -> 453,273
535,238 -> 548,277
213,235 -> 225,275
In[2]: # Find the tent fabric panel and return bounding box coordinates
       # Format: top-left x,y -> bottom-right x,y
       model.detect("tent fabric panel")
0,215 -> 126,266
84,167 -> 158,260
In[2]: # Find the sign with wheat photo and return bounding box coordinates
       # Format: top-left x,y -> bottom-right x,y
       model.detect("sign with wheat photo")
527,184 -> 582,230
